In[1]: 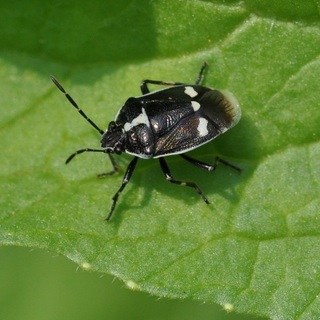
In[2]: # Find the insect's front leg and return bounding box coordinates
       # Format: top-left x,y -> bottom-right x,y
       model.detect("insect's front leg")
106,156 -> 139,221
97,153 -> 120,177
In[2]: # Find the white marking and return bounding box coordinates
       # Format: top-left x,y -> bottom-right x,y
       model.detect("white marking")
184,86 -> 198,98
125,149 -> 153,159
124,107 -> 149,131
191,101 -> 200,111
197,117 -> 209,137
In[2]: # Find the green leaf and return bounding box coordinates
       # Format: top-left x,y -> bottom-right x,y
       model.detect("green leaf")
1,1 -> 320,319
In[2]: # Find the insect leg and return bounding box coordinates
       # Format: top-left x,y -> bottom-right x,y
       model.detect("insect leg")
194,62 -> 208,85
140,62 -> 208,94
180,154 -> 241,173
97,154 -> 120,177
140,80 -> 185,94
66,149 -> 119,176
66,148 -> 106,164
106,156 -> 139,221
159,157 -> 209,204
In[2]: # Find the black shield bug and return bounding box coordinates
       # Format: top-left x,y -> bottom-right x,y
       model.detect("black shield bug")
51,63 -> 241,221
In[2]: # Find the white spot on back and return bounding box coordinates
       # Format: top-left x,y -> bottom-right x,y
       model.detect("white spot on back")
124,107 -> 150,131
184,86 -> 198,98
197,117 -> 209,137
191,101 -> 200,111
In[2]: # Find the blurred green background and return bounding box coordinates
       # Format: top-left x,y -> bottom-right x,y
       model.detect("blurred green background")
0,247 -> 260,319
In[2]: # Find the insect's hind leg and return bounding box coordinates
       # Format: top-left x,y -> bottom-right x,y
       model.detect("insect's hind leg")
159,157 -> 209,204
140,62 -> 208,94
180,154 -> 241,173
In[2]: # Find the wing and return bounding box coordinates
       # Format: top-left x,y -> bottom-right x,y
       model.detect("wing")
153,109 -> 221,157
148,86 -> 241,157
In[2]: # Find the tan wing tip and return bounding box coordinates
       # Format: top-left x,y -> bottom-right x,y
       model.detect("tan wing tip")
221,90 -> 241,129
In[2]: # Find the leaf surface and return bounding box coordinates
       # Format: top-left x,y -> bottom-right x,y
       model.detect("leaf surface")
1,1 -> 320,319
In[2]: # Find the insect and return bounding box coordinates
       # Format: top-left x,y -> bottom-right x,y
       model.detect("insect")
51,63 -> 241,221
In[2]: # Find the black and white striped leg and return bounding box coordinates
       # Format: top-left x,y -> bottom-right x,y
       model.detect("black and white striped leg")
140,62 -> 208,94
159,157 -> 209,204
140,80 -> 185,94
106,156 -> 139,221
180,154 -> 241,173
